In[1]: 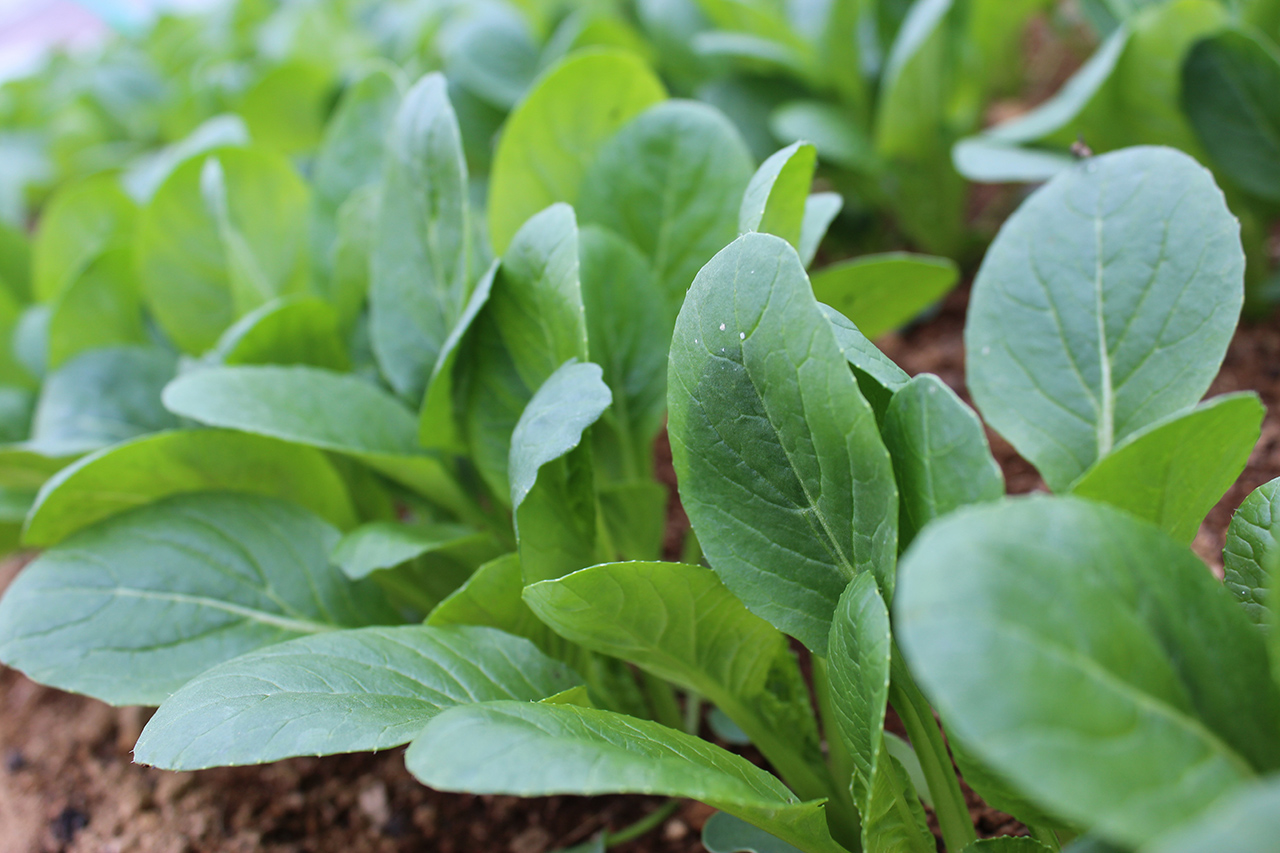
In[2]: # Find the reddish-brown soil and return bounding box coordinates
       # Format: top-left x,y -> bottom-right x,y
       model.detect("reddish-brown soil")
4,286 -> 1276,852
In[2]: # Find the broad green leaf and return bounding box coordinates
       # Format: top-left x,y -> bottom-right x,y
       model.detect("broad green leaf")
1182,29 -> 1280,202
313,68 -> 400,210
770,100 -> 879,174
238,61 -> 334,155
418,261 -> 497,453
427,553 -> 652,718
798,193 -> 842,269
428,553 -> 568,658
331,521 -> 485,580
966,146 -> 1243,492
883,374 -> 1005,548
668,233 -> 897,654
0,217 -> 31,302
827,573 -> 934,853
0,493 -> 397,706
137,148 -> 310,354
407,702 -> 847,853
896,496 -> 1280,848
162,366 -> 470,518
1148,776 -> 1280,853
579,100 -> 753,314
460,204 -> 588,500
1070,394 -> 1262,544
123,114 -> 250,203
33,172 -> 137,304
212,296 -> 349,370
952,138 -> 1076,184
333,519 -> 501,616
820,304 -> 910,424
875,0 -> 964,254
310,68 -> 400,291
487,49 -> 666,254
524,561 -> 825,799
370,73 -> 474,402
703,812 -> 805,853
510,360 -> 610,583
47,247 -> 146,369
578,226 -> 667,483
1224,477 -> 1280,626
811,253 -> 960,340
23,429 -> 358,546
596,478 -> 667,563
28,346 -> 178,456
134,624 -> 579,769
441,5 -> 540,111
329,186 -> 379,330
0,447 -> 79,491
951,24 -> 1127,182
1098,0 -> 1227,156
739,142 -> 817,250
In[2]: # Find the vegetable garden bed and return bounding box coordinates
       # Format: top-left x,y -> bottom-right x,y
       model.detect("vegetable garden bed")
6,1 -> 1280,852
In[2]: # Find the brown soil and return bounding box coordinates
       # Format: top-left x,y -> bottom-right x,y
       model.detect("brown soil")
6,290 -> 1276,853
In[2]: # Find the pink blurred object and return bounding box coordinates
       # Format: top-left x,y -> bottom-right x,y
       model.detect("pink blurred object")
0,0 -> 108,80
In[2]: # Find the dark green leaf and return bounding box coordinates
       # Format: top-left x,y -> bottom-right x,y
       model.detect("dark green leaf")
578,226 -> 667,484
883,374 -> 1004,548
510,360 -> 610,583
702,812 -> 805,853
1224,477 -> 1280,626
668,233 -> 897,654
827,573 -> 935,853
1182,29 -> 1280,202
460,204 -> 588,500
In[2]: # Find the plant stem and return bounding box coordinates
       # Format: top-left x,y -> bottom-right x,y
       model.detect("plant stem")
811,657 -> 855,793
1029,825 -> 1060,851
641,671 -> 684,732
811,656 -> 863,851
888,650 -> 976,853
683,690 -> 702,734
605,798 -> 681,846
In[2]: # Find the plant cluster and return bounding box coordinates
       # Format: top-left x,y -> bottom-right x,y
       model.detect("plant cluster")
0,3 -> 1277,853
957,0 -> 1280,309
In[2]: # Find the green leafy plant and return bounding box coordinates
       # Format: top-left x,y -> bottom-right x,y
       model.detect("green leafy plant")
1,3 -> 1269,852
955,0 -> 1280,309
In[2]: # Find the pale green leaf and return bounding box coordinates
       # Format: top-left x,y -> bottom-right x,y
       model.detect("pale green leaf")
23,429 -> 358,546
0,493 -> 397,706
966,147 -> 1243,492
135,624 -> 579,769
